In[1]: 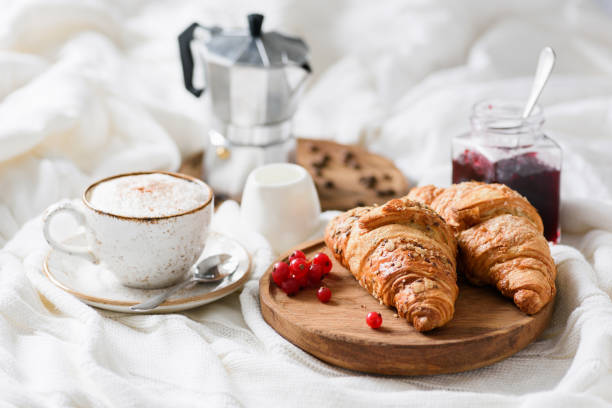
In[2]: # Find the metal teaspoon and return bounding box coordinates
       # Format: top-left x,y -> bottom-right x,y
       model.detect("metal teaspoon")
522,46 -> 556,119
129,254 -> 238,312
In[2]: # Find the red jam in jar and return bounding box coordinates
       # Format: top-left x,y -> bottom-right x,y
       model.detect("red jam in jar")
452,100 -> 562,243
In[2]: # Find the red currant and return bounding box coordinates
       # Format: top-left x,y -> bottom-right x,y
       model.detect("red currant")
307,263 -> 325,286
288,250 -> 306,263
312,252 -> 332,275
281,278 -> 300,295
366,312 -> 383,329
289,258 -> 308,278
317,287 -> 332,303
271,262 -> 290,286
289,258 -> 309,288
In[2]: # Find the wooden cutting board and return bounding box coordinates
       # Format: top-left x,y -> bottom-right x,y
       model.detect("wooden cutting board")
259,240 -> 554,376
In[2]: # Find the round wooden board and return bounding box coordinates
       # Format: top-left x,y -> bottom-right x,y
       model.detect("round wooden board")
259,239 -> 555,376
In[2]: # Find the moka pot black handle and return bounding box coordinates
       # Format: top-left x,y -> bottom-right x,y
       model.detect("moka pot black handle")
178,22 -> 206,97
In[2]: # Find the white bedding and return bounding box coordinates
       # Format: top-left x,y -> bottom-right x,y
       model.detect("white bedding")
1,0 -> 612,406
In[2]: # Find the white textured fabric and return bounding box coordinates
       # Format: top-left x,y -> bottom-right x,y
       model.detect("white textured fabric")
1,0 -> 612,406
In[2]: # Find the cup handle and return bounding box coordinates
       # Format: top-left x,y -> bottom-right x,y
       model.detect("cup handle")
43,201 -> 99,263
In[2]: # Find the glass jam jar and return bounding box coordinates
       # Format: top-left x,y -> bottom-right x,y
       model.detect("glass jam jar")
452,99 -> 562,243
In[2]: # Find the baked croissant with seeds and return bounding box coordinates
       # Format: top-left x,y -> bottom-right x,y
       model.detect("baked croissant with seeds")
408,182 -> 556,315
324,197 -> 458,332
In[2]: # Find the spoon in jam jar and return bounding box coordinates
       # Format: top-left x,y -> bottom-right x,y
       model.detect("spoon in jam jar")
522,46 -> 556,119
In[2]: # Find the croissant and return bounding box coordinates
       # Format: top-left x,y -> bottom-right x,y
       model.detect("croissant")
408,182 -> 556,315
324,197 -> 458,332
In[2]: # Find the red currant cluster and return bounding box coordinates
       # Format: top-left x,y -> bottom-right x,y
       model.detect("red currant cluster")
271,250 -> 333,303
272,250 -> 383,328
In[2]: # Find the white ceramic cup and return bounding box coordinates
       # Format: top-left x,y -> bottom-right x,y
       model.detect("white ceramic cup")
240,163 -> 321,254
43,171 -> 213,289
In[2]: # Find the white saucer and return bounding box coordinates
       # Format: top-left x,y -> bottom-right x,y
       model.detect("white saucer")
43,232 -> 251,313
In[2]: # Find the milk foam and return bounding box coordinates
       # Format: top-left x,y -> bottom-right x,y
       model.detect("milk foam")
88,174 -> 208,217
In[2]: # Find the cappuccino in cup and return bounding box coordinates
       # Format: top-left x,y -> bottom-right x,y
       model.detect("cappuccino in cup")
43,172 -> 213,289
88,173 -> 208,218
